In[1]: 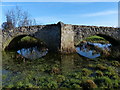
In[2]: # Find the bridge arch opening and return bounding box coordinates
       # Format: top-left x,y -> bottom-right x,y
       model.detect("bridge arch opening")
96,34 -> 119,46
5,35 -> 48,51
85,35 -> 109,43
5,35 -> 49,60
75,34 -> 116,59
76,34 -> 119,46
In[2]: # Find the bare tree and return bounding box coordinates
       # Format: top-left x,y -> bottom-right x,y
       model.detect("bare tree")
1,22 -> 14,30
2,6 -> 36,30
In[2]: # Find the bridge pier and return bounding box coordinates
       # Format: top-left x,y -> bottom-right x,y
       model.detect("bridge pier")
59,22 -> 76,53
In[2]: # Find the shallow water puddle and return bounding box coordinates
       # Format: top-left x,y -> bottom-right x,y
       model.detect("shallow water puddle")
76,42 -> 111,59
17,46 -> 48,60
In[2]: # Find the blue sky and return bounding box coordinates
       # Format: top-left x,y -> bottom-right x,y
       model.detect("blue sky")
1,0 -> 119,2
0,2 -> 118,27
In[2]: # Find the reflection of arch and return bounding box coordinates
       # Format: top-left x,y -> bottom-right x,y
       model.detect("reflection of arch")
96,34 -> 119,46
5,34 -> 47,51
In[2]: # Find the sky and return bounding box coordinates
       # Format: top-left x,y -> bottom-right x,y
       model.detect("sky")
1,0 -> 120,2
0,2 -> 119,27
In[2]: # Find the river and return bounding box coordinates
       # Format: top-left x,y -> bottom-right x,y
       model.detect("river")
2,42 -> 120,89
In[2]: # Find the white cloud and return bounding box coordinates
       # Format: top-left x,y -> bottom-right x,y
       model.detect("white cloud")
35,16 -> 61,25
82,10 -> 118,17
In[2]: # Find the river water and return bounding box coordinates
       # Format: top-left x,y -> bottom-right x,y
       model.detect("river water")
3,42 -> 119,88
76,42 -> 111,59
17,46 -> 48,60
16,42 -> 111,60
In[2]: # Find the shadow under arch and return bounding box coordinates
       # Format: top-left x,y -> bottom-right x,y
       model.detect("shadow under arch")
5,34 -> 47,51
96,34 -> 119,46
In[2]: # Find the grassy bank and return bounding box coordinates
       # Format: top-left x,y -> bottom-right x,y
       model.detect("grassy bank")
2,52 -> 120,89
85,35 -> 109,44
17,36 -> 47,49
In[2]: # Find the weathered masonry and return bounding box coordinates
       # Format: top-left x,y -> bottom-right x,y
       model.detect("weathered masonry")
2,22 -> 120,53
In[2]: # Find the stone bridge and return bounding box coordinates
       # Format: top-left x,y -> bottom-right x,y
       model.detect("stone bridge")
2,22 -> 120,53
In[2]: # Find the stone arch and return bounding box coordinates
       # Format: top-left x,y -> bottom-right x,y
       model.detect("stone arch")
74,33 -> 119,46
84,34 -> 119,46
96,34 -> 119,46
4,34 -> 47,51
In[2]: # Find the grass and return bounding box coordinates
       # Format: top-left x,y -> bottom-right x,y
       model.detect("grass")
85,36 -> 105,40
2,35 -> 120,89
76,35 -> 110,46
20,36 -> 38,43
85,35 -> 109,43
2,55 -> 120,89
17,36 -> 47,49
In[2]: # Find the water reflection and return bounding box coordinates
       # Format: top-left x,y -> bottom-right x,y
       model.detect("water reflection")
76,42 -> 111,59
2,43 -> 118,88
61,54 -> 75,74
88,42 -> 111,49
17,46 -> 48,60
17,42 -> 111,60
76,47 -> 100,59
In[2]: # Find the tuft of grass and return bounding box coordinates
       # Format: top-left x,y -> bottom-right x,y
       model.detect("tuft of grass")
94,76 -> 113,88
81,68 -> 92,76
20,36 -> 37,42
95,70 -> 104,76
111,61 -> 120,67
56,75 -> 66,83
86,36 -> 105,40
85,35 -> 109,43
96,64 -> 107,71
72,84 -> 81,88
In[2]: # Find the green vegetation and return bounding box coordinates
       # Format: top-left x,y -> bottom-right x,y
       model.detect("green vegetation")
85,35 -> 109,43
86,35 -> 105,40
2,35 -> 120,89
81,68 -> 92,76
20,36 -> 38,42
2,51 -> 120,89
111,61 -> 120,67
17,36 -> 46,49
110,46 -> 120,60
